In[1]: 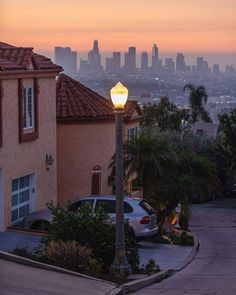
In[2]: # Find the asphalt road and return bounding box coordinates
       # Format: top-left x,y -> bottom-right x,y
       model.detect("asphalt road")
134,198 -> 236,295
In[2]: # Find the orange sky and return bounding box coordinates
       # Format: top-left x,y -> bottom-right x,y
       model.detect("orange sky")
0,0 -> 236,53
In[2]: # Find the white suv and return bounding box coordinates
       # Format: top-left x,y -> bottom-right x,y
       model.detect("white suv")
24,195 -> 159,238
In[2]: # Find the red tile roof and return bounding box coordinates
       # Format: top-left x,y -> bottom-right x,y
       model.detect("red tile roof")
56,74 -> 142,121
0,42 -> 62,72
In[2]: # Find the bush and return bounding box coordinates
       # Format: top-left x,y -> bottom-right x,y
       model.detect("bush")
43,240 -> 92,272
11,246 -> 38,260
140,259 -> 160,275
168,231 -> 194,246
45,203 -> 139,273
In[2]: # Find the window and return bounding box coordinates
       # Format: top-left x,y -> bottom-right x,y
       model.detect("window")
139,200 -> 155,215
68,199 -> 94,212
196,129 -> 204,136
131,177 -> 142,192
124,202 -> 133,213
11,174 -> 35,227
95,200 -> 133,214
18,78 -> 39,143
95,200 -> 116,214
127,127 -> 138,141
23,87 -> 34,129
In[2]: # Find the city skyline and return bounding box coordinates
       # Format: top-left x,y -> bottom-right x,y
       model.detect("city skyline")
1,0 -> 235,54
52,44 -> 236,70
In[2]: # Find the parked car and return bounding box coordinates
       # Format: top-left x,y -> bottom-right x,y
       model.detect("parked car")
224,183 -> 236,198
23,195 -> 158,238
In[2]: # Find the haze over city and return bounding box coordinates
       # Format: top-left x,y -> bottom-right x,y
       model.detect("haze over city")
1,0 -> 236,67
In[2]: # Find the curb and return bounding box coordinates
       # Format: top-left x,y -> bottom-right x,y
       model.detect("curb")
119,231 -> 200,294
120,270 -> 174,294
172,231 -> 199,272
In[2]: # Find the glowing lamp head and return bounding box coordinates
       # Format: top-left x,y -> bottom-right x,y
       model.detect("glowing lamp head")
110,82 -> 128,109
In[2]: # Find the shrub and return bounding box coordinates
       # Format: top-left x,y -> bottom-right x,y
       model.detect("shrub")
43,240 -> 92,272
11,246 -> 38,260
140,259 -> 160,275
45,203 -> 139,272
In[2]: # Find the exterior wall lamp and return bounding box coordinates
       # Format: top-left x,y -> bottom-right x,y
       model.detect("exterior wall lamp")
46,154 -> 54,170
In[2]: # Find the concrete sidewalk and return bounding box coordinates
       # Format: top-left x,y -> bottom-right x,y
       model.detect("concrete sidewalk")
0,230 -> 42,252
0,231 -> 192,271
138,240 -> 192,270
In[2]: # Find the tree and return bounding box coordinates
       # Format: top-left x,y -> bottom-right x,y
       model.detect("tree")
109,131 -> 220,228
218,109 -> 236,178
141,96 -> 189,132
109,132 -> 177,200
184,84 -> 212,123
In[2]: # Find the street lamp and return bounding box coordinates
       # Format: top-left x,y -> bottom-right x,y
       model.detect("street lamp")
110,82 -> 131,276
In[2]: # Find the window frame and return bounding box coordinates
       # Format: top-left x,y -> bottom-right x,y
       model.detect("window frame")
127,126 -> 138,141
18,78 -> 39,143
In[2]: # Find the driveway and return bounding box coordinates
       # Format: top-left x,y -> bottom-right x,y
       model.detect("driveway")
134,197 -> 236,294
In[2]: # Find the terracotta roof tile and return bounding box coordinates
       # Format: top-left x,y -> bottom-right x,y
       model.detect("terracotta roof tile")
0,42 -> 62,72
56,74 -> 142,121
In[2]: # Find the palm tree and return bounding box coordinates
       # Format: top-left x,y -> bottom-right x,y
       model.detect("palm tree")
109,132 -> 178,200
184,84 -> 212,123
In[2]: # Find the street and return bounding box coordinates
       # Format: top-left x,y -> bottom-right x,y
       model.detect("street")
134,198 -> 236,295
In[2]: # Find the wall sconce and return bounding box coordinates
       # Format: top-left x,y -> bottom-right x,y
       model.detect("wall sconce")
46,154 -> 54,170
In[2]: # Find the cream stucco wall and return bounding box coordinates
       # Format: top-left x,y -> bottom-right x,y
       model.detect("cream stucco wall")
57,119 -> 139,206
0,77 -> 57,229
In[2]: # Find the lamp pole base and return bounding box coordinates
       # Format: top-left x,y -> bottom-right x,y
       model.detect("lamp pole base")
110,251 -> 132,282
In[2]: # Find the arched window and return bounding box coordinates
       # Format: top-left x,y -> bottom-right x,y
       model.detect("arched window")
91,165 -> 102,195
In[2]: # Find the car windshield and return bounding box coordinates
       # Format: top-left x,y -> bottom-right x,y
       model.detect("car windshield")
139,200 -> 155,215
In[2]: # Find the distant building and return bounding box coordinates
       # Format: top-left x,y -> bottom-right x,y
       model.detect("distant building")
105,52 -> 121,74
191,65 -> 197,74
124,47 -> 136,74
141,51 -> 148,73
112,52 -> 121,73
191,122 -> 219,138
176,53 -> 186,72
151,43 -> 159,73
54,47 -> 77,73
79,40 -> 104,78
213,64 -> 221,75
225,64 -> 235,76
197,57 -> 210,75
197,57 -> 204,74
88,40 -> 102,70
164,58 -> 175,73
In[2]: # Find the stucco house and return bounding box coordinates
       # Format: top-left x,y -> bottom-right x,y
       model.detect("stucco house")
0,42 -> 62,230
56,74 -> 142,206
191,121 -> 219,138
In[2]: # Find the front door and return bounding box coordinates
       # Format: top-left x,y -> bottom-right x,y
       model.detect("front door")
91,165 -> 102,195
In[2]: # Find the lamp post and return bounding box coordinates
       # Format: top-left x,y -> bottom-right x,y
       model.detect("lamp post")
110,82 -> 131,276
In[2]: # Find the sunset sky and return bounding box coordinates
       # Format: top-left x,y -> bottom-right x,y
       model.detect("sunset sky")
0,0 -> 236,55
